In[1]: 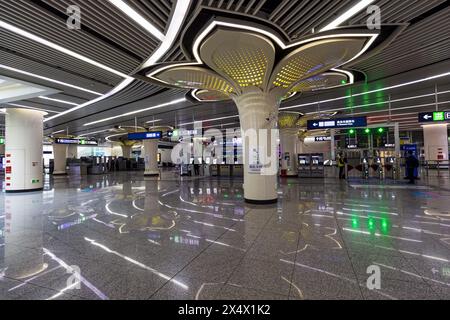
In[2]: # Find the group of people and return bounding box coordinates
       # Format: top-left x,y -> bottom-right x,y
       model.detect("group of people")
336,151 -> 419,184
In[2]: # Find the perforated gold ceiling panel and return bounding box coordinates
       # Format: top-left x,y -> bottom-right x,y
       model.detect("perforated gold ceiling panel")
155,66 -> 235,94
270,38 -> 366,91
278,112 -> 302,129
194,89 -> 231,102
290,72 -> 348,93
200,29 -> 275,92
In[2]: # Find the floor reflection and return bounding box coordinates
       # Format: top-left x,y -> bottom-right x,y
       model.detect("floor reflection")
0,171 -> 449,300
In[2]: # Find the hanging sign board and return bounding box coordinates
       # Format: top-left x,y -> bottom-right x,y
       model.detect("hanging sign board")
307,117 -> 367,130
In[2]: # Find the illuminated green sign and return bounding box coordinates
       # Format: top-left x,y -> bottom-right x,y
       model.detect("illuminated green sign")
433,112 -> 445,121
0,138 -> 4,144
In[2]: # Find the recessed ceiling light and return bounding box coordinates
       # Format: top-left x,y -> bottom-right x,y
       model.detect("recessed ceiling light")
84,98 -> 186,126
0,64 -> 103,96
77,129 -> 113,137
145,119 -> 163,124
38,96 -> 78,106
0,20 -> 129,78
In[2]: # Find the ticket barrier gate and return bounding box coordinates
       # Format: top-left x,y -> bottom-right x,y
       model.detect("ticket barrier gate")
210,164 -> 219,176
219,165 -> 231,177
298,154 -> 311,178
232,164 -> 243,177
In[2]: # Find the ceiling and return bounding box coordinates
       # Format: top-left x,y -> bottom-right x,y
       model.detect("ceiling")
0,0 -> 449,140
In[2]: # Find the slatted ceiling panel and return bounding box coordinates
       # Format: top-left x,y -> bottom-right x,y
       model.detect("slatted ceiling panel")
127,0 -> 173,33
201,0 -> 267,16
349,0 -> 448,24
353,6 -> 450,80
42,0 -> 159,59
162,44 -> 188,62
0,0 -> 141,74
44,93 -> 89,105
285,0 -> 348,37
25,97 -> 74,110
0,29 -> 123,87
0,49 -> 112,95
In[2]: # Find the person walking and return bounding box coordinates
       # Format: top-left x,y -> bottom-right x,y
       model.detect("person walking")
405,150 -> 419,184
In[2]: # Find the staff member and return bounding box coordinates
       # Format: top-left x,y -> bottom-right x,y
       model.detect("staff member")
405,150 -> 419,184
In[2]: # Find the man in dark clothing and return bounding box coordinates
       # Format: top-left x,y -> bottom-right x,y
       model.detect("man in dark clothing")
405,150 -> 419,184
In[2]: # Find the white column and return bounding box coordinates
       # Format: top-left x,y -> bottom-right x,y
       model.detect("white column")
143,139 -> 159,176
52,143 -> 67,175
330,129 -> 336,161
280,128 -> 298,176
67,145 -> 78,159
234,91 -> 279,204
5,108 -> 43,192
121,145 -> 132,158
3,192 -> 45,279
423,124 -> 449,161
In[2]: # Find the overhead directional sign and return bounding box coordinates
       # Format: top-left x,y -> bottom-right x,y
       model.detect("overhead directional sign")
418,111 -> 450,123
307,117 -> 367,130
55,138 -> 97,145
127,131 -> 162,140
314,136 -> 331,142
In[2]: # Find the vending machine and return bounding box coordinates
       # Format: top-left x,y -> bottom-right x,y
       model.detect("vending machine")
310,153 -> 325,178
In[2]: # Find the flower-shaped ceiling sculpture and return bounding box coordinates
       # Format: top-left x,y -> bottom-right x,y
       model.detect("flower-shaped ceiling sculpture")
146,20 -> 379,103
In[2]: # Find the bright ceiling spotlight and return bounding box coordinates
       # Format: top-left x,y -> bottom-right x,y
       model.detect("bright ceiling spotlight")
83,98 -> 186,126
38,96 -> 78,106
0,20 -> 129,78
320,0 -> 376,32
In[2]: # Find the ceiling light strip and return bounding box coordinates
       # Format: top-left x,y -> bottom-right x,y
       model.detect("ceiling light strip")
320,0 -> 376,32
44,77 -> 134,122
6,103 -> 61,114
44,0 -> 191,122
179,115 -> 240,126
108,0 -> 164,41
84,98 -> 186,126
0,64 -> 103,96
0,20 -> 129,78
38,96 -> 78,106
283,72 -> 450,112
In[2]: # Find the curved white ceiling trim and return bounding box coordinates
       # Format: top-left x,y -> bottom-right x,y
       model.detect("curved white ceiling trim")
44,77 -> 134,122
44,0 -> 192,124
141,0 -> 192,69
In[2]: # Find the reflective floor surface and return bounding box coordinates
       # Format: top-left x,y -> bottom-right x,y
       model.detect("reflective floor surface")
1,170 -> 449,300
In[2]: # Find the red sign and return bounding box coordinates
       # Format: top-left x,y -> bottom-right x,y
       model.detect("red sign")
5,166 -> 11,174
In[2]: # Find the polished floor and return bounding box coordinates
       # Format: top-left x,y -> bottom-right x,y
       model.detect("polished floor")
1,170 -> 450,300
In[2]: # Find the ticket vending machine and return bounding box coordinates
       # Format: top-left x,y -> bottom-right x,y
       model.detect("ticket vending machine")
310,153 -> 325,178
298,154 -> 311,178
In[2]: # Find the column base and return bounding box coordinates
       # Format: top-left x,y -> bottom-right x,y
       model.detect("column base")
144,173 -> 160,177
52,172 -> 67,176
244,198 -> 278,204
5,188 -> 43,193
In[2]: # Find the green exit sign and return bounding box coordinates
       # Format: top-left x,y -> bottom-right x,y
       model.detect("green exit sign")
433,112 -> 445,121
0,138 -> 4,144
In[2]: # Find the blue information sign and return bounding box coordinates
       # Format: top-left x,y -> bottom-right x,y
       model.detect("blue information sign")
127,131 -> 162,140
307,117 -> 367,130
